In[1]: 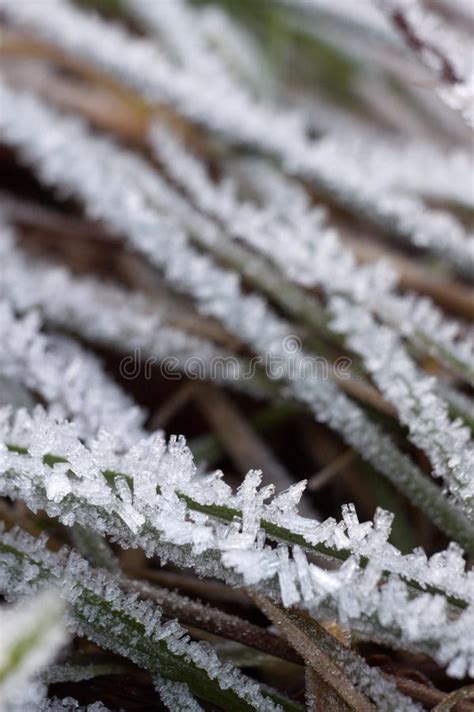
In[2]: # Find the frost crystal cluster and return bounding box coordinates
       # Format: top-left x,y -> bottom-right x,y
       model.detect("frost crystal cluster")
1,407 -> 473,680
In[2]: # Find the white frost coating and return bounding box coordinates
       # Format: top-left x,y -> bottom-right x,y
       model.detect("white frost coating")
1,407 -> 473,677
330,298 -> 474,514
39,699 -> 111,712
151,126 -> 474,490
1,88 -> 471,547
126,0 -> 238,92
126,0 -> 272,98
246,159 -> 474,380
377,0 -> 474,127
0,224 -> 239,381
154,676 -> 204,712
196,5 -> 274,97
0,590 -> 67,712
307,619 -> 424,712
0,0 -> 303,146
0,0 -> 471,273
0,529 -> 283,712
288,142 -> 474,279
440,383 -> 474,426
296,134 -> 474,208
151,129 -> 474,384
0,298 -> 145,446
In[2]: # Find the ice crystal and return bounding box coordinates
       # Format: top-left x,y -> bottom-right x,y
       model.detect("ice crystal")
342,652 -> 424,712
0,299 -> 146,446
1,408 -> 473,676
330,298 -> 474,513
0,527 -> 282,712
154,676 -> 204,712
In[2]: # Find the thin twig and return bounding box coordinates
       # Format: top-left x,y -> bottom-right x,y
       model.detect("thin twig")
307,450 -> 357,492
194,384 -> 302,495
